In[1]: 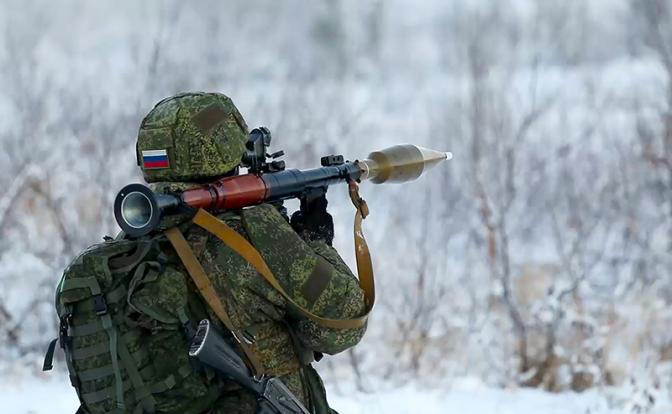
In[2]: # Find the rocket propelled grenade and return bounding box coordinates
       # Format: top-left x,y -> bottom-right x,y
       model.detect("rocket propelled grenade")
359,144 -> 451,184
114,144 -> 451,238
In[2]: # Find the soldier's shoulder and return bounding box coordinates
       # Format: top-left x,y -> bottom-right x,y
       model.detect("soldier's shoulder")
179,204 -> 294,255
239,203 -> 291,232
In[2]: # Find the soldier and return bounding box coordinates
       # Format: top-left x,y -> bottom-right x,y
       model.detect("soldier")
136,92 -> 367,413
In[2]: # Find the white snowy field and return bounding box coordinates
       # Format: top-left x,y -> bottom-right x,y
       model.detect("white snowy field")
1,2 -> 672,414
3,374 -> 670,414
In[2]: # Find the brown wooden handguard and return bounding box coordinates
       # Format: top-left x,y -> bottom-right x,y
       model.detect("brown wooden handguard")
181,174 -> 269,211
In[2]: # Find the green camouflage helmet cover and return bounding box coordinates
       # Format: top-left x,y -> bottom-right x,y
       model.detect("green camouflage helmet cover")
137,92 -> 248,183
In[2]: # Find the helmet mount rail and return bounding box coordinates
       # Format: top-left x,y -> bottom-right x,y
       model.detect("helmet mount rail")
241,127 -> 286,174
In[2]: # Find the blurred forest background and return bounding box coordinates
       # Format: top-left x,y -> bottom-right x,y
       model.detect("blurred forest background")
0,0 -> 671,410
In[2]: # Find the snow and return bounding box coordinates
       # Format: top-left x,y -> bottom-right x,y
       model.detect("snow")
1,0 -> 672,411
3,374 -> 670,414
332,386 -> 612,414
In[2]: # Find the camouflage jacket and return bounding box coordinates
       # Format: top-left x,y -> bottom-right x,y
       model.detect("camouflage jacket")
177,203 -> 367,413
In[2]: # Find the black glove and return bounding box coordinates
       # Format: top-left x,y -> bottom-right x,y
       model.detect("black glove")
290,189 -> 334,246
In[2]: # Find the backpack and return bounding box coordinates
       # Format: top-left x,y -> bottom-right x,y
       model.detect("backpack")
43,236 -> 221,414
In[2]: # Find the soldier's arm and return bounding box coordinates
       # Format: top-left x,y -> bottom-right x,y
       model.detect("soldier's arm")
291,239 -> 367,355
241,204 -> 367,355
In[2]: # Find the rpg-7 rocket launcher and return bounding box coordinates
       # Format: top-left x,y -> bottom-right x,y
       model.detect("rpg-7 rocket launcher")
114,127 -> 452,237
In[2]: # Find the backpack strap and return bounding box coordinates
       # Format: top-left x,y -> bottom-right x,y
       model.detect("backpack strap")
164,227 -> 265,377
108,241 -> 154,274
187,206 -> 374,330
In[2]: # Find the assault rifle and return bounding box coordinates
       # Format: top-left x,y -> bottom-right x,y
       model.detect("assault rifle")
189,319 -> 310,414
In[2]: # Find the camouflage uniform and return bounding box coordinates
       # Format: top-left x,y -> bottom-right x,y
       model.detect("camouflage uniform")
137,92 -> 367,413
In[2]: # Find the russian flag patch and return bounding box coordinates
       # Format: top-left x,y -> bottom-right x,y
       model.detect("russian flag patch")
142,149 -> 170,169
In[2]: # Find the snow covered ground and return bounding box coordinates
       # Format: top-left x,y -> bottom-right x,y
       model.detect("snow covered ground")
3,374 -> 670,414
1,2 -> 671,413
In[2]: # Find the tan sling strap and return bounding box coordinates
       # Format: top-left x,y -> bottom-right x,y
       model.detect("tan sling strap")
188,182 -> 375,330
164,227 -> 265,377
348,180 -> 375,310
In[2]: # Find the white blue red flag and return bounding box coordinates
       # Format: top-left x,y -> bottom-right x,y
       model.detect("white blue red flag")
142,149 -> 170,169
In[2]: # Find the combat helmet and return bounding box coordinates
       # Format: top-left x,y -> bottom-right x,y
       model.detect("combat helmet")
136,92 -> 248,183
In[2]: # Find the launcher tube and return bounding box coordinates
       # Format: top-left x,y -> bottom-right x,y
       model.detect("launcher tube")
114,144 -> 450,237
181,162 -> 361,211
